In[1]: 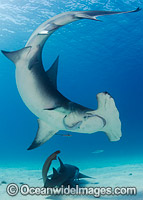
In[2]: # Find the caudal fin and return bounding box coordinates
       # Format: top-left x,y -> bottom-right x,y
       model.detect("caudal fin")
75,7 -> 141,21
95,92 -> 122,141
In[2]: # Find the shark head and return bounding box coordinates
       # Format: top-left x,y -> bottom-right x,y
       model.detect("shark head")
63,106 -> 105,133
79,112 -> 106,133
63,91 -> 121,142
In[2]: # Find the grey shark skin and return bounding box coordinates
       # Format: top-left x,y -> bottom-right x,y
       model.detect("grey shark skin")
42,151 -> 91,188
1,8 -> 141,150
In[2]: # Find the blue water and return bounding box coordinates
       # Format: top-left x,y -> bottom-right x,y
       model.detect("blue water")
0,0 -> 143,170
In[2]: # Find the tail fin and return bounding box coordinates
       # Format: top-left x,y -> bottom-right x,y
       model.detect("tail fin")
95,92 -> 122,141
75,7 -> 141,21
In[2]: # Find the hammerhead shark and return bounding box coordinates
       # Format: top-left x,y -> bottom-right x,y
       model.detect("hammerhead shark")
42,151 -> 91,187
1,8 -> 141,150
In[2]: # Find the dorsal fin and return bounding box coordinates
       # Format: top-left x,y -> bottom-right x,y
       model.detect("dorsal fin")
58,157 -> 65,172
1,46 -> 31,64
46,55 -> 59,89
52,167 -> 59,179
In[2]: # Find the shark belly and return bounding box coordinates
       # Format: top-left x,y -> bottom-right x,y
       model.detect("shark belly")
15,66 -> 65,130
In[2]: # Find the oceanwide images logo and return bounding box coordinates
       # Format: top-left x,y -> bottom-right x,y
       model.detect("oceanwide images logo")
6,183 -> 137,197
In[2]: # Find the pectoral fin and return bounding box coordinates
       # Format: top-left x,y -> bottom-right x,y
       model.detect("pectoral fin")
27,119 -> 58,150
1,46 -> 31,64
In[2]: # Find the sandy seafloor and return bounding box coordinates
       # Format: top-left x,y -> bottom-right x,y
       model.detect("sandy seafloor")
1,163 -> 143,200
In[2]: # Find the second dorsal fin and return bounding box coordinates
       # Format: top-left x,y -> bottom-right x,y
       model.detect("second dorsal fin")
46,55 -> 59,89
